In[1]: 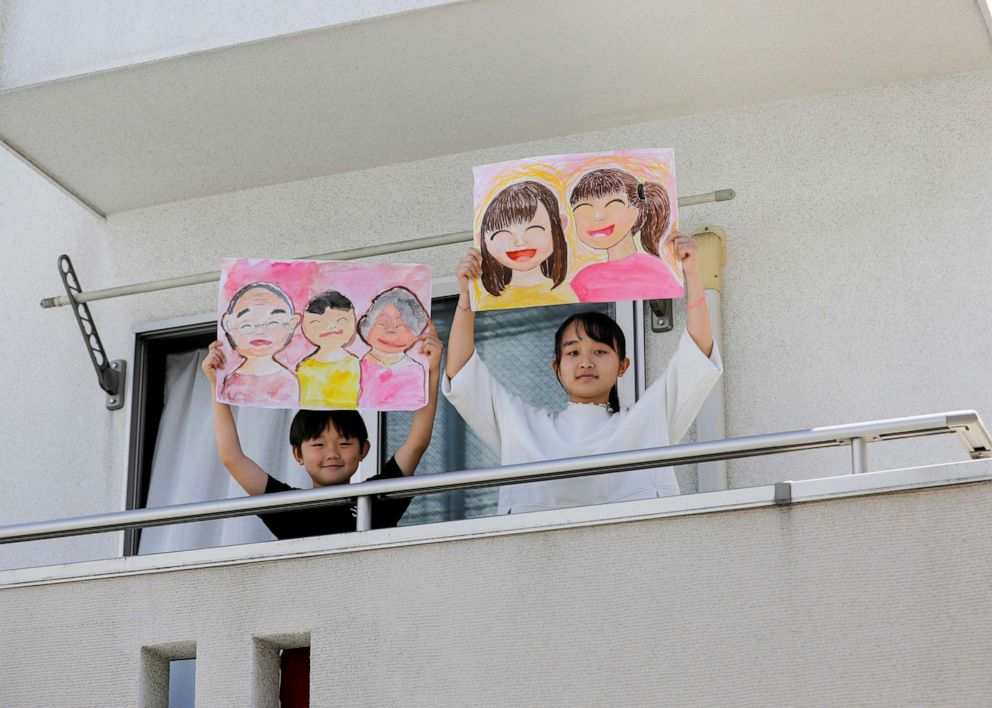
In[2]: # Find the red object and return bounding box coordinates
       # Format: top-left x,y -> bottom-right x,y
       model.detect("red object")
280,647 -> 310,707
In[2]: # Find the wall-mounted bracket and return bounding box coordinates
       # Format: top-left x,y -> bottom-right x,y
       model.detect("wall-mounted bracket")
647,299 -> 673,332
56,255 -> 126,410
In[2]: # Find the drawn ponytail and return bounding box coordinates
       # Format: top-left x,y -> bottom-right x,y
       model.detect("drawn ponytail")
633,181 -> 670,257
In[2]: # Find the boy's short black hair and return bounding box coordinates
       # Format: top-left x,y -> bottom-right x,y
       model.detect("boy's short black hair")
289,410 -> 368,450
306,290 -> 354,315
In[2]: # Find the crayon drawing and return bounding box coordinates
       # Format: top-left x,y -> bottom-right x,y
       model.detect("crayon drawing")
471,149 -> 684,310
216,258 -> 432,411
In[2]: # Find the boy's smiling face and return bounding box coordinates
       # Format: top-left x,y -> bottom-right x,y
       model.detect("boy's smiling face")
292,421 -> 370,487
302,307 -> 356,350
222,287 -> 299,358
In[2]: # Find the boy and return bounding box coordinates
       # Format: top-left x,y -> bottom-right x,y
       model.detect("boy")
201,322 -> 443,539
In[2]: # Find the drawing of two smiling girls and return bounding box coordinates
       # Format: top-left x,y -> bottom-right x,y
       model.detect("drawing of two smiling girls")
477,168 -> 684,309
218,282 -> 431,409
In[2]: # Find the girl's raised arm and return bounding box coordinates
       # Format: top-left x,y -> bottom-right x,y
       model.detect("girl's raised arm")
671,232 -> 713,358
446,248 -> 482,379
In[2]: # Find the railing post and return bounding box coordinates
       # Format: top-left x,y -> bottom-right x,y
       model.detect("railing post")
356,497 -> 371,531
851,437 -> 869,474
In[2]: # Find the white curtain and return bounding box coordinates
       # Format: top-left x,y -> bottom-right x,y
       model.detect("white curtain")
138,350 -> 312,555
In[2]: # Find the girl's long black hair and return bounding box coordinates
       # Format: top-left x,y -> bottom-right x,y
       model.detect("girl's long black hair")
553,311 -> 626,413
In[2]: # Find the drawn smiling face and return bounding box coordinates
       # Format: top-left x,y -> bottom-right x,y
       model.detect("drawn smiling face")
366,303 -> 418,355
222,287 -> 299,358
483,201 -> 556,272
302,307 -> 356,351
571,192 -> 640,251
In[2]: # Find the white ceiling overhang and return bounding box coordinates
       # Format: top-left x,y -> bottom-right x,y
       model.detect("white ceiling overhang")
1,0 -> 991,215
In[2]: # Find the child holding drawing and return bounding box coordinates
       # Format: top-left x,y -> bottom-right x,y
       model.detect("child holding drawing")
201,322 -> 443,538
443,234 -> 722,514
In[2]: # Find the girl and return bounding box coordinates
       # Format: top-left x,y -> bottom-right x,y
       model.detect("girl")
477,180 -> 576,309
443,234 -> 721,514
357,286 -> 430,410
567,168 -> 684,303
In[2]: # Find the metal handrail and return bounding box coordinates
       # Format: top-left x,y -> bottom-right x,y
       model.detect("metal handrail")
38,189 -> 736,308
0,410 -> 988,545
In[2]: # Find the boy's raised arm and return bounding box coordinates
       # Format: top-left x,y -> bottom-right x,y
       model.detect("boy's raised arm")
202,341 -> 269,496
394,321 -> 443,476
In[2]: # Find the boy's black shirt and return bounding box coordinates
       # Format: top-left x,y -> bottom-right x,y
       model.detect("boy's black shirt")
258,456 -> 411,540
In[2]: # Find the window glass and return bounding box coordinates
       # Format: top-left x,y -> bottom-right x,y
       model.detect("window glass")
279,648 -> 310,707
168,659 -> 196,707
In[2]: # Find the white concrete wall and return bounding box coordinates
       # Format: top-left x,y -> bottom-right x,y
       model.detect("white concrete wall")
0,0 -> 458,89
0,144 -> 121,570
1,68 -> 990,571
2,480 -> 990,706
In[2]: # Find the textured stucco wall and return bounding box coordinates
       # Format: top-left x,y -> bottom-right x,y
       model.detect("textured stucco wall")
104,67 -> 992,488
1,69 -> 990,572
0,0 -> 457,89
1,480 -> 990,706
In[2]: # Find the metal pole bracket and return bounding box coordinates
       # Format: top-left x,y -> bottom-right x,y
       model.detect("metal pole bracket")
56,255 -> 127,411
648,299 -> 674,332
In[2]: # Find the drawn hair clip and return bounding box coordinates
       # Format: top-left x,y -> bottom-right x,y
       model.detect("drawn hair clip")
637,183 -> 646,200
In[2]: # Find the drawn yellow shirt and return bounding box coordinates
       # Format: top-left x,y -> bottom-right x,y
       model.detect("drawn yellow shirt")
476,281 -> 578,311
297,355 -> 361,409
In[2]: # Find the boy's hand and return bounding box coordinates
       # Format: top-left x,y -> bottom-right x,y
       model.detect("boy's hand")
201,340 -> 226,387
670,231 -> 699,277
416,320 -> 443,373
456,248 -> 482,297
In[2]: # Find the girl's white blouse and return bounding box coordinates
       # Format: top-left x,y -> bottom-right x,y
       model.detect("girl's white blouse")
442,330 -> 723,514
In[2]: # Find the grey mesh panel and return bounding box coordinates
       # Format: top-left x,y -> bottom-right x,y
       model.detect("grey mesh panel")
383,298 -> 612,524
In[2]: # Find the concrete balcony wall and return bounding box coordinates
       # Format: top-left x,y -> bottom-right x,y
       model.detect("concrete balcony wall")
1,68 -> 991,571
0,0 -> 457,90
1,475 -> 990,706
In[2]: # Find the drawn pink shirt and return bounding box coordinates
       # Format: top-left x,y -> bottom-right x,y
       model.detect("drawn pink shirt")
221,367 -> 299,406
570,252 -> 684,303
359,355 -> 426,410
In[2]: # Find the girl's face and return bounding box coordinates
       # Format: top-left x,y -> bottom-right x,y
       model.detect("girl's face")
483,202 -> 556,272
367,303 -> 418,354
303,307 -> 356,350
571,192 -> 639,251
552,322 -> 629,404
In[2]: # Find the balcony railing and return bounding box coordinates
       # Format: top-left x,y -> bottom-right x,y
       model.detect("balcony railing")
0,410 -> 988,545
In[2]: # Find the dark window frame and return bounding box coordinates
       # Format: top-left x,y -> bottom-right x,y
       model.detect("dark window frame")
124,317 -> 215,556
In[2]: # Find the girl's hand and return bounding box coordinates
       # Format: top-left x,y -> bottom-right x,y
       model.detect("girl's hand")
416,320 -> 444,373
456,248 -> 482,296
670,231 -> 699,277
201,340 -> 226,387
